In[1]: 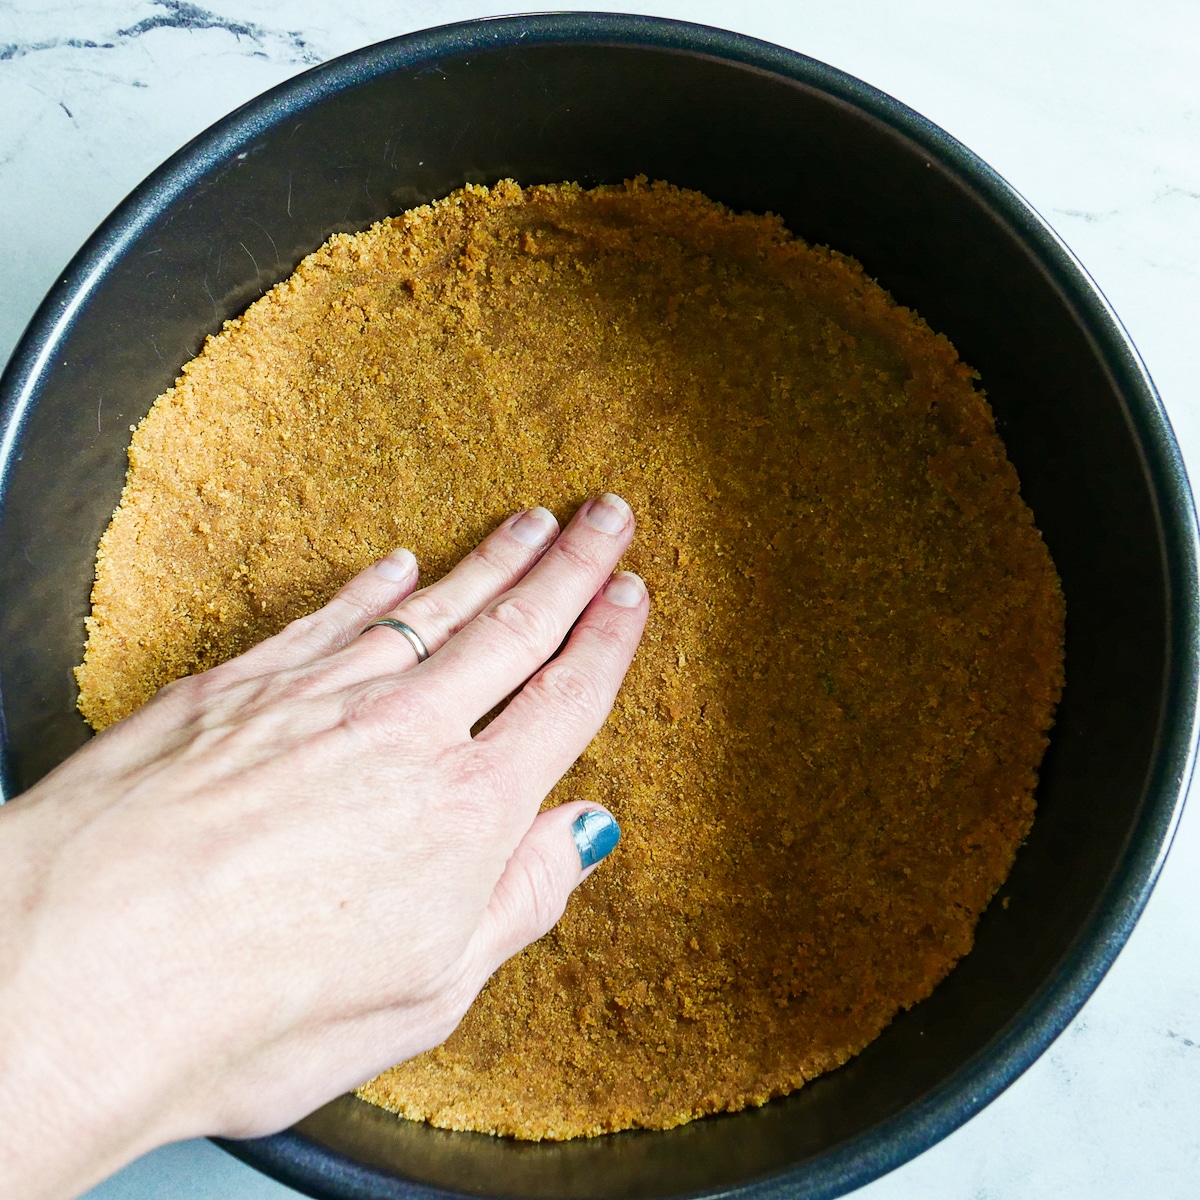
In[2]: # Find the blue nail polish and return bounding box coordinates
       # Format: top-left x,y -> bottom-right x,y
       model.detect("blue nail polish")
572,810 -> 620,868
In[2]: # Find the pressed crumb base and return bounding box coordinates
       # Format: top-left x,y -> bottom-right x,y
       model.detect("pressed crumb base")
77,179 -> 1065,1141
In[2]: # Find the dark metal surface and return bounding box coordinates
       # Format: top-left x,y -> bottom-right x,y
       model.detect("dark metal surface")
1,12 -> 1196,1200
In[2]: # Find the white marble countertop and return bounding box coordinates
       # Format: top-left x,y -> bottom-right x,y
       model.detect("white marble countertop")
3,1 -> 1198,1197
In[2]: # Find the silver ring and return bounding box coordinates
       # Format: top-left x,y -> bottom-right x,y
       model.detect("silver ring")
360,618 -> 430,662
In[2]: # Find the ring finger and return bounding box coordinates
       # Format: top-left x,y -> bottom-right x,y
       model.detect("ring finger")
347,505 -> 560,672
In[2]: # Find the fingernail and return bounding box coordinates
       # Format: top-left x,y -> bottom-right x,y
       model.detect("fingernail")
572,810 -> 621,869
510,506 -> 559,548
375,548 -> 417,581
604,570 -> 646,608
583,492 -> 631,534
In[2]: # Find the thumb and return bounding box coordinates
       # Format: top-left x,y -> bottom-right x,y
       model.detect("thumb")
475,802 -> 620,970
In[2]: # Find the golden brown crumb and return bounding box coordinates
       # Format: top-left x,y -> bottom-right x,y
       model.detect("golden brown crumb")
76,178 -> 1065,1140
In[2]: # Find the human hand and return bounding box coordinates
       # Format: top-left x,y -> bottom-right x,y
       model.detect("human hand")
0,493 -> 647,1200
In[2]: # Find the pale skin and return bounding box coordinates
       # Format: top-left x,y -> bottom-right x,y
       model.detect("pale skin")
0,492 -> 648,1200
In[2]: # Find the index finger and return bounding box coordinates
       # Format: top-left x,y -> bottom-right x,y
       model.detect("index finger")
473,569 -> 649,802
419,493 -> 635,724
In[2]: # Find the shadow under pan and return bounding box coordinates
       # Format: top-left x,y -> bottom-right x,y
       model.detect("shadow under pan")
0,14 -> 1195,1200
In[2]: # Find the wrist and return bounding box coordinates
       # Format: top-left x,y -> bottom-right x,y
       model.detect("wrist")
0,797 -> 192,1199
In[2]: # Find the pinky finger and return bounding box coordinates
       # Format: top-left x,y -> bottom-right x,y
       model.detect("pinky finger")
212,548 -> 420,680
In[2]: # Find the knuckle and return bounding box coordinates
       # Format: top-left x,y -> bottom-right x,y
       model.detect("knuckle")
282,608 -> 335,647
328,588 -> 375,626
449,746 -> 519,812
194,672 -> 241,712
287,609 -> 327,636
396,589 -> 459,640
470,536 -> 516,574
156,673 -> 189,697
552,535 -> 600,575
345,678 -> 437,736
483,594 -> 557,658
514,842 -> 569,937
286,584 -> 377,647
585,609 -> 637,658
178,667 -> 228,703
263,663 -> 330,705
527,660 -> 608,722
153,671 -> 204,714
